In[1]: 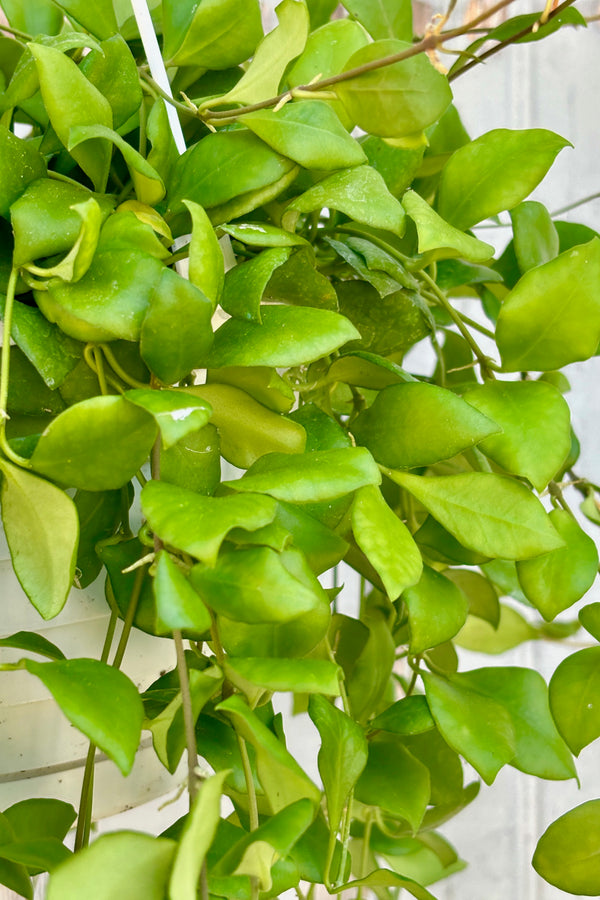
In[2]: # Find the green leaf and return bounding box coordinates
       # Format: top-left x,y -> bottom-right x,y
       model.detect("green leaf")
0,854 -> 32,899
221,247 -> 291,322
24,658 -> 143,774
0,838 -> 71,872
510,200 -> 559,273
351,484 -> 422,599
283,166 -> 406,236
423,671 -> 516,784
181,383 -> 305,469
456,667 -> 575,780
0,124 -> 46,218
341,0 -> 412,41
207,305 -> 359,368
46,832 -> 176,900
79,34 -> 142,130
437,129 -> 570,231
274,500 -> 348,574
168,130 -> 296,216
362,135 -> 424,198
549,647 -> 600,755
463,380 -> 571,491
53,0 -> 117,38
0,460 -> 78,619
415,515 -> 489,566
327,869 -> 436,899
217,694 -> 321,813
220,222 -> 309,249
3,799 -> 75,843
0,631 -> 65,661
124,389 -> 211,450
28,43 -> 112,191
352,382 -> 499,469
444,569 -> 499,626
243,101 -> 366,171
308,695 -> 368,832
207,366 -> 294,414
224,447 -> 381,503
140,267 -> 213,384
209,0 -> 309,107
402,189 -> 493,262
141,480 -> 278,566
30,395 -> 157,490
185,200 -> 224,309
389,472 -> 564,560
153,551 -> 211,634
23,198 -> 102,285
68,125 -> 165,206
190,546 -> 327,623
336,40 -> 451,139
402,566 -> 469,654
516,510 -> 598,621
335,283 -> 430,360
355,737 -> 430,832
164,0 -> 262,68
168,770 -> 230,900
496,238 -> 600,371
370,696 -> 435,736
533,800 -> 600,895
1,0 -> 63,35
227,658 -> 342,697
580,602 -> 600,641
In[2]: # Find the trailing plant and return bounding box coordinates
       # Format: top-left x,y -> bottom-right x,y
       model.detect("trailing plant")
0,0 -> 599,897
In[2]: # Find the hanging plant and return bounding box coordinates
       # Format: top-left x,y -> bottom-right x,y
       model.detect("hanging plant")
0,0 -> 598,897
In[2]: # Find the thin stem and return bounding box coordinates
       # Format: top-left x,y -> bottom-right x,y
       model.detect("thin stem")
449,0 -> 578,81
551,191 -> 600,217
0,22 -> 31,41
100,343 -> 149,389
0,269 -> 32,468
418,269 -> 498,378
111,565 -> 147,669
548,481 -> 576,517
47,169 -> 87,188
83,344 -> 124,394
356,810 -> 375,900
174,629 -> 199,803
237,731 -> 260,900
92,347 -> 109,395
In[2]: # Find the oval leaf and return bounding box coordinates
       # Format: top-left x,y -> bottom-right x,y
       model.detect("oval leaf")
124,389 -> 212,450
533,801 -> 600,895
402,566 -> 469,654
549,647 -> 600,756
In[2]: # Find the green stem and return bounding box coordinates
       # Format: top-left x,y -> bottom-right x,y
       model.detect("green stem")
0,269 -> 32,468
174,629 -> 199,803
47,169 -> 87,188
237,732 -> 260,900
111,565 -> 147,669
552,191 -> 600,217
548,481 -> 576,518
0,22 -> 31,40
418,269 -> 498,378
100,343 -> 150,389
356,811 -> 375,900
74,608 -> 118,851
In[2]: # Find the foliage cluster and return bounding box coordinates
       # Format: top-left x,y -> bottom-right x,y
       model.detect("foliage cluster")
0,0 -> 599,897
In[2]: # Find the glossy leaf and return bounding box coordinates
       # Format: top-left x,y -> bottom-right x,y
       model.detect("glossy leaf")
352,382 -> 499,469
220,222 -> 309,249
341,0 -> 412,40
283,165 -> 406,236
516,510 -> 598,620
208,304 -> 359,368
336,40 -> 451,139
0,459 -> 78,619
46,833 -> 176,900
308,695 -> 368,832
140,267 -> 213,384
456,667 -> 575,780
549,647 -> 600,755
437,129 -> 570,231
224,447 -> 381,503
533,801 -> 600,895
243,101 -> 366,171
403,189 -> 493,262
153,551 -> 211,634
355,738 -> 430,832
510,200 -> 559,272
217,694 -> 321,812
79,34 -> 142,129
444,569 -> 499,626
206,366 -> 294,414
211,0 -> 309,107
185,200 -> 224,309
180,383 -> 305,469
190,546 -> 327,624
141,480 -> 277,566
53,0 -> 117,38
23,198 -> 102,284
370,696 -> 435,736
496,238 -> 600,371
580,602 -> 600,641
164,0 -> 262,68
227,658 -> 342,697
160,424 -> 221,496
24,658 -> 143,774
415,515 -> 490,566
328,869 -> 436,899
221,247 -> 291,322
463,379 -> 571,491
274,501 -> 348,574
351,484 -> 422,599
402,566 -> 469,654
3,799 -> 75,844
68,125 -> 165,206
0,630 -> 65,661
28,43 -> 112,191
423,671 -> 516,784
30,395 -> 157,490
0,124 -> 46,218
124,389 -> 212,450
389,472 -> 564,560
